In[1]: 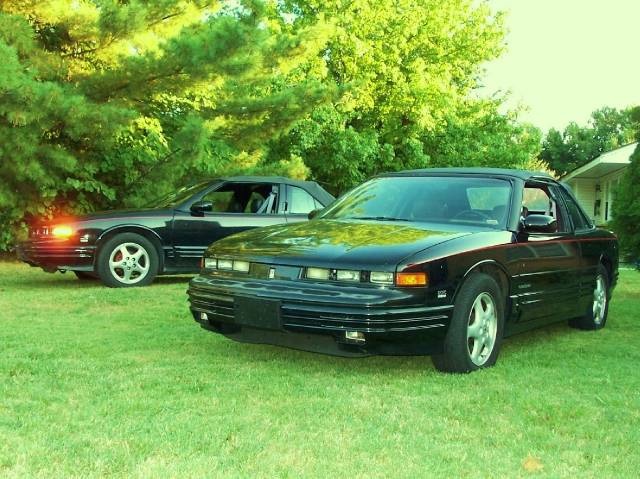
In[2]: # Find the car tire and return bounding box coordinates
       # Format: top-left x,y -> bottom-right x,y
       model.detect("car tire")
432,273 -> 505,373
96,233 -> 159,288
74,271 -> 98,281
569,264 -> 609,330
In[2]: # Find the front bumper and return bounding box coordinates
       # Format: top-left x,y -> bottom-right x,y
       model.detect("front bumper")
187,274 -> 453,356
16,240 -> 96,272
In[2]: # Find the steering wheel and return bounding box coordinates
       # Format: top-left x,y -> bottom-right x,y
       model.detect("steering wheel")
452,209 -> 492,222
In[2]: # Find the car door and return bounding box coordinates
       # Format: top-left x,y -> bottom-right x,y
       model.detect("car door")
283,184 -> 325,224
512,181 -> 581,322
172,181 -> 286,270
556,185 -> 600,316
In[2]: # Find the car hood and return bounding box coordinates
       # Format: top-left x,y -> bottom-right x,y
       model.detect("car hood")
206,219 -> 473,269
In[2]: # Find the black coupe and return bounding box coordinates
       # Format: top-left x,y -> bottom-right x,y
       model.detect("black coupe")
187,168 -> 618,373
17,176 -> 334,287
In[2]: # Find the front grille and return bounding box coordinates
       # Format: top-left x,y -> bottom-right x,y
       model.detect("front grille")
188,285 -> 451,335
281,304 -> 448,333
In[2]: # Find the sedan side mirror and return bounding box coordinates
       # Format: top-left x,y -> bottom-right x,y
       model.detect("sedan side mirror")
308,209 -> 321,220
190,200 -> 213,214
522,214 -> 557,234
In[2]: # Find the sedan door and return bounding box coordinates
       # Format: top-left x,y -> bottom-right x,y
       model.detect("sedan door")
172,181 -> 286,270
512,181 -> 581,323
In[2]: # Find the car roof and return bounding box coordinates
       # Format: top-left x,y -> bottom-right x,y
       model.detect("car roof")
383,167 -> 553,181
215,176 -> 335,205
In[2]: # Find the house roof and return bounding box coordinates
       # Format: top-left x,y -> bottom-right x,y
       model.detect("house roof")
561,142 -> 637,182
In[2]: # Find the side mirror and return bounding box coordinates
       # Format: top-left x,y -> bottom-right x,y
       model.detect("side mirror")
190,200 -> 213,214
308,209 -> 321,220
522,214 -> 557,233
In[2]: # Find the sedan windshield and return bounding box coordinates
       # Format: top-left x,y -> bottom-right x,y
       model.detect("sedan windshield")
147,181 -> 211,208
321,176 -> 512,229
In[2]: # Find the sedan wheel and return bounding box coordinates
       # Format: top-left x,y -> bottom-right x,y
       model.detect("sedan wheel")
592,274 -> 607,325
569,264 -> 610,330
96,233 -> 159,288
432,273 -> 504,373
109,242 -> 150,285
466,292 -> 498,366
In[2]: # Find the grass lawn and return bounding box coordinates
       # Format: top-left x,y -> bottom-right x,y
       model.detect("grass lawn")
1,261 -> 639,478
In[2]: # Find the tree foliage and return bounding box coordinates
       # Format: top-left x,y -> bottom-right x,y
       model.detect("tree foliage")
0,0 -> 335,249
539,107 -> 637,176
1,0 -> 545,250
611,107 -> 640,260
265,0 -> 541,193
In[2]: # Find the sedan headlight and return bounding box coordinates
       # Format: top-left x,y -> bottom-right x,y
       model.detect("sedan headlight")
217,259 -> 233,270
232,260 -> 250,272
52,225 -> 73,238
336,270 -> 360,282
203,257 -> 251,273
204,258 -> 217,269
370,271 -> 394,285
306,267 -> 330,280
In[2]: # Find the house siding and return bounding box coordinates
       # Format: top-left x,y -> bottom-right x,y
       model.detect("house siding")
568,178 -> 597,222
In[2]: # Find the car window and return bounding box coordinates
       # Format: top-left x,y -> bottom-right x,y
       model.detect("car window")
288,186 -> 320,214
320,176 -> 512,229
202,183 -> 277,214
522,184 -> 567,232
559,188 -> 591,231
148,180 -> 211,208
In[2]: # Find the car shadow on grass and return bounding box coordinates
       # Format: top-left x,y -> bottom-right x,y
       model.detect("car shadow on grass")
202,319 -> 579,376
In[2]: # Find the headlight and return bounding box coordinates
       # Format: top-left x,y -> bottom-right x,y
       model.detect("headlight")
232,260 -> 250,272
306,267 -> 330,280
217,259 -> 233,270
203,257 -> 250,273
336,270 -> 360,282
370,271 -> 394,284
52,225 -> 73,238
204,258 -> 217,269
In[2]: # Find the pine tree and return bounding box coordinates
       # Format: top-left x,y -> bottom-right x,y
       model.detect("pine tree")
0,1 -> 334,250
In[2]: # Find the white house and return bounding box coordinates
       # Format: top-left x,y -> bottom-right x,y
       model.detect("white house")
561,142 -> 637,226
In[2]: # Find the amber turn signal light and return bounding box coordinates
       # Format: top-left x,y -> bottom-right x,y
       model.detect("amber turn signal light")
396,272 -> 427,286
52,225 -> 73,238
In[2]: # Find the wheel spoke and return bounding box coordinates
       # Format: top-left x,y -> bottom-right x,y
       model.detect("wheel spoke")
467,321 -> 481,339
134,262 -> 148,273
470,338 -> 484,362
483,301 -> 494,322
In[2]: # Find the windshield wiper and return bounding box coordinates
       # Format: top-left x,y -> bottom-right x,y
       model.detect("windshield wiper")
349,216 -> 409,222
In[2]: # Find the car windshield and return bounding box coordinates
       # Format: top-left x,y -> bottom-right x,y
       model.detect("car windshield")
321,176 -> 512,229
147,181 -> 212,208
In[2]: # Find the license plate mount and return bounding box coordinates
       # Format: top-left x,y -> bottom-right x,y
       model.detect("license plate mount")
233,296 -> 281,330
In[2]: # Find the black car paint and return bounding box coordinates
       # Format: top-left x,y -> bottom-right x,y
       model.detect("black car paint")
187,169 -> 618,356
16,177 -> 334,275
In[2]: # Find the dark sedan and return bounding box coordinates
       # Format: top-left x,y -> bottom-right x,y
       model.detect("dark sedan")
17,176 -> 334,287
187,168 -> 618,373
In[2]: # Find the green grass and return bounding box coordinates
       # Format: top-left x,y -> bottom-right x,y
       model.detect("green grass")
1,262 -> 639,478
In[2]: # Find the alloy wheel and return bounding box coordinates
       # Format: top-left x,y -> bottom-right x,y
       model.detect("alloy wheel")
592,274 -> 607,325
108,242 -> 150,285
466,292 -> 498,366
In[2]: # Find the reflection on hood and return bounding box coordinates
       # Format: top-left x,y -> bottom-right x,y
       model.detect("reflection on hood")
207,219 -> 471,268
